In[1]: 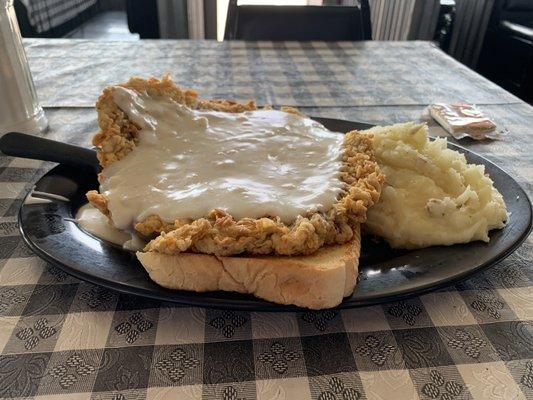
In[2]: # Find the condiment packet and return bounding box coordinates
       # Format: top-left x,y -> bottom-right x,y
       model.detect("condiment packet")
427,103 -> 504,140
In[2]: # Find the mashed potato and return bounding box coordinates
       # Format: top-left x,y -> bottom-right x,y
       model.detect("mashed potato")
364,122 -> 507,248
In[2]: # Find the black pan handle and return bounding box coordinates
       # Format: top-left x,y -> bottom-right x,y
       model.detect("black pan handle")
0,132 -> 100,172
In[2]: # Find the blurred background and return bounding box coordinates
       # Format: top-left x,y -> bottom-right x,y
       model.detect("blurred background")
13,0 -> 533,103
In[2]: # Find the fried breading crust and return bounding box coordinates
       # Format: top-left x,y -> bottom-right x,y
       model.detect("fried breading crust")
87,75 -> 384,256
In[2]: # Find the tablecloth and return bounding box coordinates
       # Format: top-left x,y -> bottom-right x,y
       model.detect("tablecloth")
0,39 -> 531,400
24,40 -> 521,108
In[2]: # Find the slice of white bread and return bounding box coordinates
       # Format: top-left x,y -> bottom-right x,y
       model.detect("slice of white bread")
136,224 -> 361,310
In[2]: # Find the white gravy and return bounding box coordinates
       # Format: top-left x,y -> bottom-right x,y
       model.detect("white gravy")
76,203 -> 145,250
100,87 -> 344,229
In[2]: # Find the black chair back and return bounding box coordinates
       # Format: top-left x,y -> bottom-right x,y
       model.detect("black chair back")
127,0 -> 160,39
224,1 -> 372,41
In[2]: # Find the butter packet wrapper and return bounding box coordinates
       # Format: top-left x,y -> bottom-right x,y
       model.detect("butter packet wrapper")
428,103 -> 503,140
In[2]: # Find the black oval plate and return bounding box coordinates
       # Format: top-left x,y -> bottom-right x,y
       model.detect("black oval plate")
19,118 -> 532,311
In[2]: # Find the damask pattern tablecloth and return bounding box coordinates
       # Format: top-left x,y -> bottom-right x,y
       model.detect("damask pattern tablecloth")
0,39 -> 531,400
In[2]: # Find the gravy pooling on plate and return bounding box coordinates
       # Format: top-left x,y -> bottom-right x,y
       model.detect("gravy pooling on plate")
76,203 -> 145,251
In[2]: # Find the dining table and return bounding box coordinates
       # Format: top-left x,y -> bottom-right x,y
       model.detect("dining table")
0,39 -> 531,400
